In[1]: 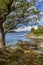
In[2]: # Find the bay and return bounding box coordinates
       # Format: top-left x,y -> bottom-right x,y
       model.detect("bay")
5,31 -> 30,46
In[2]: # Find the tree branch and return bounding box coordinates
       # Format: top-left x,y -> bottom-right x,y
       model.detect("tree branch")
7,0 -> 13,13
4,0 -> 14,20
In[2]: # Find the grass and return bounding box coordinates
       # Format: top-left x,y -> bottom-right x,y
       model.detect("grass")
26,32 -> 43,37
0,43 -> 43,65
27,26 -> 43,37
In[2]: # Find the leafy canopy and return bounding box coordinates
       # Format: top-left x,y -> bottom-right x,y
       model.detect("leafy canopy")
0,0 -> 9,14
0,0 -> 40,32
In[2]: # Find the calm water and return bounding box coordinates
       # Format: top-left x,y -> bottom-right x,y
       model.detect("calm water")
5,31 -> 30,46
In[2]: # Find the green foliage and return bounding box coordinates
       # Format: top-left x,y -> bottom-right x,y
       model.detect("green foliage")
0,0 -> 9,14
32,8 -> 40,15
33,26 -> 43,35
2,0 -> 40,32
0,0 -> 40,32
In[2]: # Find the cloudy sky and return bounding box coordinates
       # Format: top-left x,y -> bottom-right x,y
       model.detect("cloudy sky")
36,0 -> 43,11
28,0 -> 43,26
36,0 -> 43,26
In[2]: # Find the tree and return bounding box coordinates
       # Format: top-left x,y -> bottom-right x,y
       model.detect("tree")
31,27 -> 35,32
0,0 -> 40,48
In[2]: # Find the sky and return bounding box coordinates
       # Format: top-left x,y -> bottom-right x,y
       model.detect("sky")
28,0 -> 43,12
36,0 -> 43,26
15,26 -> 38,32
36,0 -> 43,12
27,0 -> 43,26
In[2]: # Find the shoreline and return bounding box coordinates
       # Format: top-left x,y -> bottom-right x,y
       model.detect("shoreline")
27,36 -> 43,39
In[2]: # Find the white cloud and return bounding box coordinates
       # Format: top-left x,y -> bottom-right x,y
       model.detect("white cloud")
14,26 -> 38,32
40,12 -> 43,15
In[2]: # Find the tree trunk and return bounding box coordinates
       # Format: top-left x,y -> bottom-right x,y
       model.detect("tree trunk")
0,25 -> 5,48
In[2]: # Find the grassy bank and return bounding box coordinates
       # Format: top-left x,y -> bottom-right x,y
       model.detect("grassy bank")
26,26 -> 43,37
0,43 -> 43,65
27,32 -> 43,37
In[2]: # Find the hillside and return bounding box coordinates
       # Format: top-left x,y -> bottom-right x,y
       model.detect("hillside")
27,26 -> 43,37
